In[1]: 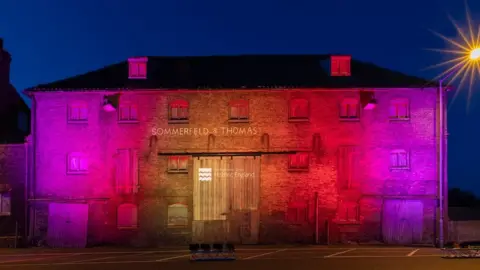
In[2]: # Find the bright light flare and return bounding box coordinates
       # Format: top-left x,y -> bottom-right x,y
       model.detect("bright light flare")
470,48 -> 480,60
425,2 -> 480,110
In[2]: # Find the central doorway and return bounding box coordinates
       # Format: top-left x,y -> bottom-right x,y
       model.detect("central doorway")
192,156 -> 260,244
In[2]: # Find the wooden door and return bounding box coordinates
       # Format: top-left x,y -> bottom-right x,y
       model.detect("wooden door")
47,203 -> 89,248
192,156 -> 260,243
382,200 -> 423,245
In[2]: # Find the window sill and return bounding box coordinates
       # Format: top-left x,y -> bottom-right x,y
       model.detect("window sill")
167,170 -> 188,174
168,119 -> 189,124
118,120 -> 139,124
228,119 -> 249,123
339,118 -> 360,122
334,220 -> 360,225
288,168 -> 309,172
67,120 -> 88,124
117,226 -> 138,230
390,167 -> 410,171
67,171 -> 88,175
128,76 -> 147,80
288,118 -> 309,123
389,118 -> 410,122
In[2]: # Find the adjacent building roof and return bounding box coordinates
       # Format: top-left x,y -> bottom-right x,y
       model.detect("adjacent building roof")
25,54 -> 435,92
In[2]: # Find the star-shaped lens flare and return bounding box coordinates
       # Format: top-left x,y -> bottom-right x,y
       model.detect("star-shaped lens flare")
425,2 -> 480,109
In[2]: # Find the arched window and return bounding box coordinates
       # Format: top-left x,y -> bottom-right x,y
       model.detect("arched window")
117,203 -> 138,229
289,98 -> 309,121
167,203 -> 188,227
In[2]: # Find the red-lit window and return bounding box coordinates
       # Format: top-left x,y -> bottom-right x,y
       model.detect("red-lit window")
118,103 -> 138,122
339,98 -> 359,119
229,100 -> 249,121
128,59 -> 147,79
117,203 -> 138,229
390,149 -> 409,169
336,201 -> 359,223
67,152 -> 88,174
389,98 -> 409,120
168,156 -> 189,172
288,153 -> 309,171
116,149 -> 139,194
167,203 -> 188,227
289,99 -> 309,120
169,100 -> 189,122
286,206 -> 307,223
67,103 -> 88,122
330,55 -> 351,76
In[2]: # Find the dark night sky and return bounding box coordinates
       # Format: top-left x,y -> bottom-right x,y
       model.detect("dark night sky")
1,0 -> 480,194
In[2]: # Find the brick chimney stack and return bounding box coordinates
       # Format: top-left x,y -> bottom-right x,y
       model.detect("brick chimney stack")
0,38 -> 11,84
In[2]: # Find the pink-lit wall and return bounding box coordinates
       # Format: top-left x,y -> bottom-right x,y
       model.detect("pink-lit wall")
30,88 -> 440,246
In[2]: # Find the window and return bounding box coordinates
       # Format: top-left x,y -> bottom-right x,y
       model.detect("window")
331,55 -> 351,76
168,156 -> 188,173
336,201 -> 359,223
167,203 -> 188,227
389,98 -> 410,120
67,153 -> 88,174
285,206 -> 307,223
339,98 -> 359,119
67,103 -> 88,122
288,152 -> 309,171
390,149 -> 409,169
0,193 -> 11,216
118,103 -> 138,122
116,149 -> 139,194
289,99 -> 309,121
229,100 -> 249,121
117,203 -> 138,229
169,100 -> 189,122
128,57 -> 148,79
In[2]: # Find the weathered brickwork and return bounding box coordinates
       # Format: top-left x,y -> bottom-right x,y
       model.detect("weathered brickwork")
31,88 -> 439,246
0,144 -> 26,238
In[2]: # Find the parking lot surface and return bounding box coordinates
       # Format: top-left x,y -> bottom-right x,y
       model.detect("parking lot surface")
0,246 -> 476,270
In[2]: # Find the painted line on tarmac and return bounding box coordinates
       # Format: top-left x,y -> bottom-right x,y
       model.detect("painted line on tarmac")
324,254 -> 441,258
324,248 -> 356,258
0,253 -> 80,264
156,254 -> 190,262
243,248 -> 288,260
65,251 -> 158,263
407,249 -> 419,256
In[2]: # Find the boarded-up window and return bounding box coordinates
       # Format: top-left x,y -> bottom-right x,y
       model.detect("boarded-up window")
67,152 -> 88,174
337,201 -> 359,222
67,103 -> 88,122
339,98 -> 359,119
288,152 -> 309,171
229,100 -> 249,121
389,98 -> 410,120
289,99 -> 309,120
116,149 -> 139,194
0,194 -> 11,216
337,146 -> 358,190
118,103 -> 138,122
286,201 -> 308,223
331,55 -> 351,76
168,156 -> 188,173
169,100 -> 189,121
390,149 -> 409,169
117,203 -> 138,228
167,203 -> 188,227
128,59 -> 147,79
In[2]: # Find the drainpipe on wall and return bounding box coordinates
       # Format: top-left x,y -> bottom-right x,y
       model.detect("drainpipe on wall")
438,82 -> 445,248
27,95 -> 37,245
314,192 -> 319,244
24,136 -> 28,247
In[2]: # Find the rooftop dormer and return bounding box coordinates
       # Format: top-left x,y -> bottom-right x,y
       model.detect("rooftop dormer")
330,55 -> 351,77
128,57 -> 148,79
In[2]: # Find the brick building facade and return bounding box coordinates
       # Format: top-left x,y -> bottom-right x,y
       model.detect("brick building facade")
24,55 -> 446,247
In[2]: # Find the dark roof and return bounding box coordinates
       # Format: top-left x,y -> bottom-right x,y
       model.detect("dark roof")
25,54 -> 435,92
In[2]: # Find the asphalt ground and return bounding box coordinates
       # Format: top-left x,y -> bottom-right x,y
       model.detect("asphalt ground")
0,246 -> 477,269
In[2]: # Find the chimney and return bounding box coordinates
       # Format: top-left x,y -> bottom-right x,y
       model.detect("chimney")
0,38 -> 12,85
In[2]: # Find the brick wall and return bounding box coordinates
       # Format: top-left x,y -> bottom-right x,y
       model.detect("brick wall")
448,221 -> 480,243
31,88 -> 439,246
0,144 -> 26,238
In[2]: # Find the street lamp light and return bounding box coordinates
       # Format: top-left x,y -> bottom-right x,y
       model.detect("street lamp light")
438,47 -> 480,249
